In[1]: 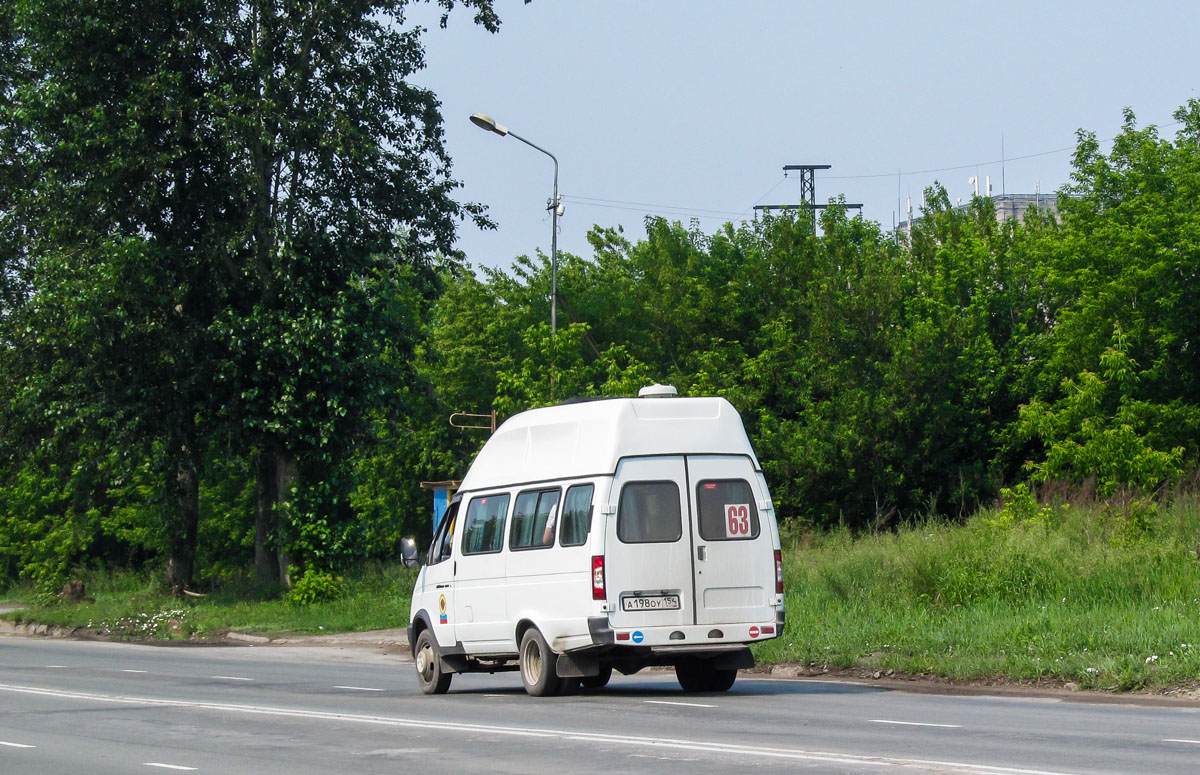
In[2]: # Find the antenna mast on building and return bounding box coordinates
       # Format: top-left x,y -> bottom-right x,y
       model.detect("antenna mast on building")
1001,134 -> 1007,196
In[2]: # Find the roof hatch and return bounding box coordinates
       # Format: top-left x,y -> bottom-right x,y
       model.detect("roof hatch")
638,383 -> 678,398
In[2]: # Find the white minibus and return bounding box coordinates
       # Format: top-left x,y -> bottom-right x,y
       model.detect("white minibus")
401,385 -> 784,696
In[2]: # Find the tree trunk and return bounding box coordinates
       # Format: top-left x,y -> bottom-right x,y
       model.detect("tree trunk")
166,459 -> 200,594
275,452 -> 299,588
253,450 -> 278,583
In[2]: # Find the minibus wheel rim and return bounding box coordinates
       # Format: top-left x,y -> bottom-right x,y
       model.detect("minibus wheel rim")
519,628 -> 561,696
521,637 -> 543,682
415,629 -> 451,694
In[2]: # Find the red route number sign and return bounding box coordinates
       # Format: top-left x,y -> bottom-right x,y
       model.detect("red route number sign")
725,503 -> 751,536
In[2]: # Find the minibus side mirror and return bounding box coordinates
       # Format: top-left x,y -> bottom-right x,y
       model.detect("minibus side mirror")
400,537 -> 423,569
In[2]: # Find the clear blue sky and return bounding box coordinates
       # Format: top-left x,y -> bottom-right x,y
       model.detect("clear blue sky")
407,0 -> 1200,270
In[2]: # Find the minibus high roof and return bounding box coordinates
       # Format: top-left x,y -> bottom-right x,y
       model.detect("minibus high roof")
457,395 -> 760,493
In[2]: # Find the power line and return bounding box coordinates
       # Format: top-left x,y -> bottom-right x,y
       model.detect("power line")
825,119 -> 1184,181
824,146 -> 1075,180
560,175 -> 792,223
554,118 -> 1187,225
738,175 -> 789,218
562,197 -> 742,221
564,195 -> 746,218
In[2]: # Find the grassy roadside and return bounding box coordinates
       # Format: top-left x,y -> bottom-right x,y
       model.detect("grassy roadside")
754,495 -> 1200,692
1,563 -> 417,641
4,497 -> 1200,693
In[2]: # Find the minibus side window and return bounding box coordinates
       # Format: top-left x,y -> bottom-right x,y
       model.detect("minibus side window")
510,488 -> 561,550
559,484 -> 595,547
428,501 -> 459,565
462,494 -> 510,555
617,481 -> 682,543
696,479 -> 760,540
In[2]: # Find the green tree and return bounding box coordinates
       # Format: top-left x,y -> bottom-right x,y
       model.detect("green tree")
0,0 -> 507,590
203,0 -> 507,584
1017,103 -> 1200,491
0,1 -> 236,590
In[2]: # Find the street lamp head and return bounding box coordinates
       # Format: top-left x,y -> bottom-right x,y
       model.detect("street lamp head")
470,112 -> 509,136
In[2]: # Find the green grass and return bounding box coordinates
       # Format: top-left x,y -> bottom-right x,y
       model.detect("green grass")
753,496 -> 1200,691
6,497 -> 1200,693
1,563 -> 418,641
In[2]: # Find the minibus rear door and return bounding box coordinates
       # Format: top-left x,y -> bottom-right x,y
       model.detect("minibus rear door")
606,456 -> 694,630
686,455 -> 777,627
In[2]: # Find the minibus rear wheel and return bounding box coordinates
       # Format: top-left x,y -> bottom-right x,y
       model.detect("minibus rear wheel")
709,666 -> 737,691
519,628 -> 562,697
580,663 -> 612,690
675,659 -> 709,692
414,629 -> 452,695
675,659 -> 737,692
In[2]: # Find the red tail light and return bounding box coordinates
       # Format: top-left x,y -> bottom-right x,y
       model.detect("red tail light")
774,549 -> 783,594
592,555 -> 606,600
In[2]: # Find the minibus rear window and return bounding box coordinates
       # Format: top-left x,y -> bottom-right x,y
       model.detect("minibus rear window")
617,481 -> 682,543
462,494 -> 510,555
510,488 -> 561,550
696,479 -> 760,540
560,484 -> 595,547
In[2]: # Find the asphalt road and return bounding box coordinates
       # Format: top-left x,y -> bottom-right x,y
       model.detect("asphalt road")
1,636 -> 1198,774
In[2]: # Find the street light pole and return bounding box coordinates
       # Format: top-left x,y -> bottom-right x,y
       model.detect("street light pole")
469,113 -> 559,336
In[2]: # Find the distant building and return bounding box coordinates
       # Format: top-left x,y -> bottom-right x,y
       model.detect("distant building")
899,192 -> 1065,232
988,193 -> 1062,222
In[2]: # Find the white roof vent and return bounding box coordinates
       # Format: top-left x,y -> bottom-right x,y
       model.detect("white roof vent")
638,383 -> 678,398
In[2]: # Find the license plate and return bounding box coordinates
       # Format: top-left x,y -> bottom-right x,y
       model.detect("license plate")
621,594 -> 681,611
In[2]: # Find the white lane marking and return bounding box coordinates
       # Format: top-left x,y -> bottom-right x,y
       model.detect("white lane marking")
44,665 -> 68,669
209,676 -> 253,682
334,686 -> 383,692
0,683 -> 1085,775
870,719 -> 963,729
645,700 -> 717,709
123,670 -> 148,674
143,764 -> 197,771
0,740 -> 36,748
1163,739 -> 1200,745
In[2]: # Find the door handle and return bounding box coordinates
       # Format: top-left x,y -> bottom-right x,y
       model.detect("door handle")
435,583 -> 452,589
697,546 -> 707,561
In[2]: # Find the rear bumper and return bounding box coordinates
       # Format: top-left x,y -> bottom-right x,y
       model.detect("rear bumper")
588,618 -> 780,648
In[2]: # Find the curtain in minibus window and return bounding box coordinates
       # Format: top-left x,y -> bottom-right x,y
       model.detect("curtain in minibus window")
617,481 -> 681,543
559,484 -> 594,547
696,479 -> 760,540
510,489 -> 560,550
462,494 -> 510,555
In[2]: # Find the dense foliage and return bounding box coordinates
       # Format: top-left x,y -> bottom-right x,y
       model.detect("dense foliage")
1,3 -> 1197,601
0,0 -> 502,593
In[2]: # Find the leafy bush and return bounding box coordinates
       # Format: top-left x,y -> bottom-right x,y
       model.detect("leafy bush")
286,568 -> 343,606
984,483 -> 1067,529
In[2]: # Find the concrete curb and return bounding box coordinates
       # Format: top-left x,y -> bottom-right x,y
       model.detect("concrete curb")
0,619 -> 76,639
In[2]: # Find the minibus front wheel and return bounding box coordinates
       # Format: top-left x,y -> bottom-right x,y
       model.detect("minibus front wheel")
519,628 -> 562,697
414,629 -> 452,695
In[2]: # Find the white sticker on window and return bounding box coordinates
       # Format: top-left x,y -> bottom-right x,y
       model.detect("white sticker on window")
725,504 -> 751,536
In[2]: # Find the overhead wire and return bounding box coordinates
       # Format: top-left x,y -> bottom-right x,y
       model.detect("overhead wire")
560,198 -> 742,222
555,117 -> 1187,222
